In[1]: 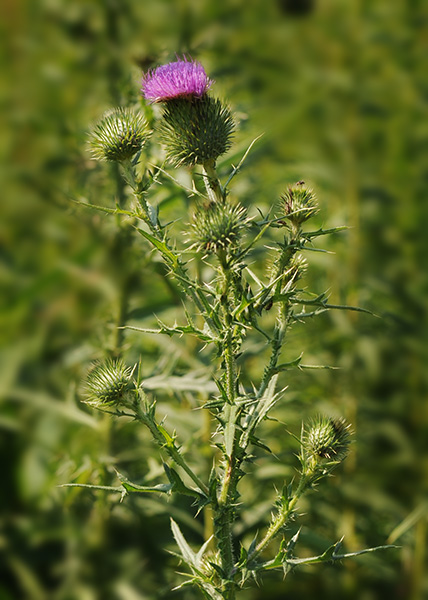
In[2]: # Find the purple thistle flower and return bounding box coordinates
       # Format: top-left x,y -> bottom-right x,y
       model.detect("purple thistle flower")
142,57 -> 213,103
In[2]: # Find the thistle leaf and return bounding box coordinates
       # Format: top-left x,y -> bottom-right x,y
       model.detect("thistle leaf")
171,519 -> 197,568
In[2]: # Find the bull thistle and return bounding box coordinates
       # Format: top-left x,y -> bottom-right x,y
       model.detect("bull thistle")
65,56 -> 396,600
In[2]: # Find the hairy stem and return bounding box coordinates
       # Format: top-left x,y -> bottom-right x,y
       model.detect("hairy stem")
133,396 -> 209,496
203,159 -> 225,204
248,478 -> 307,563
213,249 -> 241,596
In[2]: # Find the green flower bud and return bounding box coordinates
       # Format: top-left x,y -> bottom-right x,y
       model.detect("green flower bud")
84,359 -> 134,407
159,96 -> 234,167
190,201 -> 247,255
300,417 -> 351,484
89,108 -> 152,162
306,417 -> 350,461
281,181 -> 318,225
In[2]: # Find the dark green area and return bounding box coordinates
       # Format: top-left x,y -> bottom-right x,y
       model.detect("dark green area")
1,1 -> 427,599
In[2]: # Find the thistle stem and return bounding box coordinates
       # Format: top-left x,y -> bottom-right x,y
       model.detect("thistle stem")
203,159 -> 225,204
257,229 -> 301,399
213,250 -> 241,596
133,397 -> 209,496
134,188 -> 222,338
248,478 -> 306,563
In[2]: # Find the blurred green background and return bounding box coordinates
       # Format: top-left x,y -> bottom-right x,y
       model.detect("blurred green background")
1,0 -> 427,599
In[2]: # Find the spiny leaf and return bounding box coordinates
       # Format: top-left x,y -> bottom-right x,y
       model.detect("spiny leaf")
285,541 -> 398,567
136,228 -> 179,267
164,464 -> 203,499
223,404 -> 239,458
122,322 -> 215,343
224,134 -> 264,190
171,519 -> 197,568
302,225 -> 349,240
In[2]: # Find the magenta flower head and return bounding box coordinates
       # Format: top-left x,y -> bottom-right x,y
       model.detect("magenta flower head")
142,57 -> 213,103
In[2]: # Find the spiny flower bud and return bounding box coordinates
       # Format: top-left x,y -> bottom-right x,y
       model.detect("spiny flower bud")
305,417 -> 351,461
142,57 -> 213,103
190,201 -> 247,255
281,181 -> 318,225
159,96 -> 234,167
84,359 -> 134,407
89,108 -> 152,162
300,417 -> 351,484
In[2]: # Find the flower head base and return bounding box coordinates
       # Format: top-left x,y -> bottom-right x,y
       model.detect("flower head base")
191,202 -> 247,255
84,359 -> 134,408
90,108 -> 151,162
159,96 -> 234,167
281,181 -> 318,225
142,58 -> 213,103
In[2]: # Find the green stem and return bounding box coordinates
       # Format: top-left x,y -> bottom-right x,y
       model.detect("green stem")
257,229 -> 301,399
214,251 -> 240,596
248,478 -> 307,563
203,159 -> 225,204
134,190 -> 222,337
133,399 -> 209,497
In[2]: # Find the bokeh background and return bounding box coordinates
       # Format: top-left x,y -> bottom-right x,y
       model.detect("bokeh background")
1,0 -> 427,599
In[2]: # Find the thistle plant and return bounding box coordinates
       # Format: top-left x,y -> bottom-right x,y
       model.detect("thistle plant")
65,57 -> 395,599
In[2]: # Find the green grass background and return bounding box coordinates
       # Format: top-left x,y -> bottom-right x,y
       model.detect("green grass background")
1,1 -> 427,598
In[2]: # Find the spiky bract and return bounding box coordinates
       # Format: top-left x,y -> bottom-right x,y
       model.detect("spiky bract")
159,96 -> 234,167
90,108 -> 151,162
191,202 -> 247,254
142,57 -> 213,103
281,181 -> 318,224
84,359 -> 134,407
288,253 -> 307,283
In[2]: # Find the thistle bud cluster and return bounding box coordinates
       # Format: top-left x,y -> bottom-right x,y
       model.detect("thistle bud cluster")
84,359 -> 134,408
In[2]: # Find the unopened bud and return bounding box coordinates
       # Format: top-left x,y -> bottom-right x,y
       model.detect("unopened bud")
84,359 -> 134,407
89,108 -> 152,162
159,96 -> 234,167
281,181 -> 318,225
300,417 -> 351,484
191,201 -> 247,255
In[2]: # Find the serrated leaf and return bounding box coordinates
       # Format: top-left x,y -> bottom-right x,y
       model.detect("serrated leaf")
302,225 -> 348,240
196,536 -> 214,568
121,481 -> 172,494
286,528 -> 301,557
224,405 -> 239,458
171,519 -> 197,568
285,541 -> 398,567
137,228 -> 178,267
241,375 -> 282,449
164,464 -> 203,498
